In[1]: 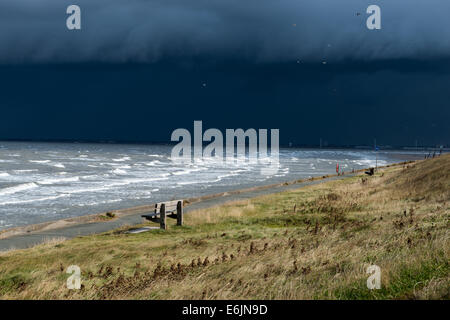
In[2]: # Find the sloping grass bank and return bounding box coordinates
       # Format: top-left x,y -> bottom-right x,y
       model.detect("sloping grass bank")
0,155 -> 448,299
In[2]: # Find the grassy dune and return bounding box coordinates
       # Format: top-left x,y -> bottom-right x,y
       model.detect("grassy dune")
0,155 -> 449,299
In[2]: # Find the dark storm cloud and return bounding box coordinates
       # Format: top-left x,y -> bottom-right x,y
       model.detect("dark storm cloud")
1,60 -> 449,146
1,0 -> 450,63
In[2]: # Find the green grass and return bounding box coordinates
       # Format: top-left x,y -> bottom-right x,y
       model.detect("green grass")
335,253 -> 449,299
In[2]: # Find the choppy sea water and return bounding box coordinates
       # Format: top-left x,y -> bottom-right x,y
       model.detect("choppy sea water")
0,142 -> 424,230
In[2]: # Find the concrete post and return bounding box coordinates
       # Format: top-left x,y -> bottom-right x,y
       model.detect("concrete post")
160,204 -> 166,230
177,201 -> 183,226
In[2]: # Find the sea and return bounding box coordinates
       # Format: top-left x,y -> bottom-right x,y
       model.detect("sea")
0,141 -> 425,230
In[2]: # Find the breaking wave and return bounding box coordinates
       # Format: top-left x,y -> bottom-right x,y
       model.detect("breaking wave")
0,183 -> 38,196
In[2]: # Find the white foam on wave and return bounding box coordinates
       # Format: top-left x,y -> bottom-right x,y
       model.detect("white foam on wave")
112,156 -> 131,162
76,198 -> 123,207
112,168 -> 128,175
0,182 -> 38,196
0,193 -> 70,206
30,160 -> 51,164
100,162 -> 126,167
71,156 -> 96,161
145,160 -> 165,166
38,176 -> 80,185
63,185 -> 112,194
118,177 -> 169,184
217,173 -> 240,179
79,174 -> 110,181
216,169 -> 248,180
155,173 -> 171,178
29,160 -> 65,168
177,181 -> 200,186
0,172 -> 10,177
172,168 -> 204,175
61,176 -> 169,195
13,169 -> 38,173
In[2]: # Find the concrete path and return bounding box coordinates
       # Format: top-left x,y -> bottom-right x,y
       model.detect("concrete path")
0,174 -> 354,251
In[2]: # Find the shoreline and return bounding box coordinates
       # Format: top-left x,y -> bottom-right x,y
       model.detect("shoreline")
0,160 -> 415,250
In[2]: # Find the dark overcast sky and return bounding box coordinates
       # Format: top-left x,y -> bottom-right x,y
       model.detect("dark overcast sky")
0,0 -> 449,146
